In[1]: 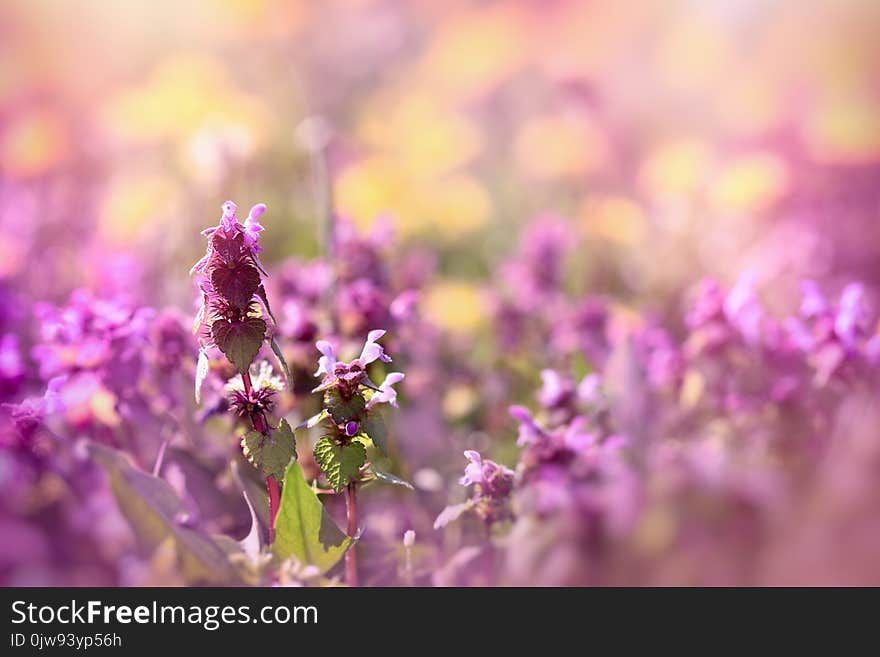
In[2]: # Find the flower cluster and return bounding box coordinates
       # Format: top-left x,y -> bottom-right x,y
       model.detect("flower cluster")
191,201 -> 276,380
309,330 -> 405,492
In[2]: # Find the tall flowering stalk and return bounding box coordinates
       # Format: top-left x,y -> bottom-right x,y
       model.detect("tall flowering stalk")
309,330 -> 406,586
191,201 -> 293,543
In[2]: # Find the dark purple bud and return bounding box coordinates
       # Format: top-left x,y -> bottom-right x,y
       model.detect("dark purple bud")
345,420 -> 359,437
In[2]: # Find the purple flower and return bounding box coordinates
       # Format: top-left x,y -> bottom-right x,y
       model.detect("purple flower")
190,200 -> 271,366
345,420 -> 359,437
459,450 -> 515,500
834,283 -> 869,349
0,333 -> 24,381
537,369 -> 574,409
367,372 -> 405,409
243,203 -> 267,252
360,329 -> 392,365
723,273 -> 764,345
314,340 -> 337,378
312,330 -> 393,393
800,280 -> 829,319
460,450 -> 484,486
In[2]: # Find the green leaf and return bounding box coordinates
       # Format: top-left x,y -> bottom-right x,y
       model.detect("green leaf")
88,442 -> 238,584
212,316 -> 266,373
370,466 -> 413,490
240,419 -> 297,481
323,389 -> 366,424
362,407 -> 389,455
270,336 -> 292,390
273,461 -> 351,574
210,260 -> 261,310
314,437 -> 366,492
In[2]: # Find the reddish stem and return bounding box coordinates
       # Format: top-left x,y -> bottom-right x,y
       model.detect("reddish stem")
242,370 -> 279,543
344,483 -> 358,587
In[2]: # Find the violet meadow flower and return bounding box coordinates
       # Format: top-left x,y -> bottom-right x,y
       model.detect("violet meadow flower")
366,372 -> 405,409
537,369 -> 574,409
723,273 -> 764,345
191,200 -> 274,379
457,450 -> 515,525
312,329 -> 392,394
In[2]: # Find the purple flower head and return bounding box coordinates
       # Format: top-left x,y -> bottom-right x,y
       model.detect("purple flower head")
243,203 -> 267,252
459,450 -> 515,499
723,273 -> 764,345
314,340 -> 337,378
360,329 -> 392,365
800,280 -> 829,319
835,283 -> 869,349
577,373 -> 603,406
190,200 -> 272,373
345,420 -> 359,437
367,372 -> 405,409
191,200 -> 268,279
509,405 -> 546,446
228,385 -> 277,418
312,330 -> 395,396
389,290 -> 419,322
0,333 -> 25,384
686,278 -> 725,330
537,369 -> 574,409
30,290 -> 154,395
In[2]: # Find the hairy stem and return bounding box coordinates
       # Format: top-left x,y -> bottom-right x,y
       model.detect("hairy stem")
344,483 -> 358,587
242,370 -> 280,543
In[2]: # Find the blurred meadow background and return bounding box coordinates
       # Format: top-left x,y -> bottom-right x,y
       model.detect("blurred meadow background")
2,0 -> 880,586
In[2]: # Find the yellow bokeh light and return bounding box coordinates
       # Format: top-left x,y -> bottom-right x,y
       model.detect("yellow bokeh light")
514,114 -> 609,181
710,153 -> 789,215
103,54 -> 268,147
422,280 -> 486,334
804,97 -> 880,165
0,109 -> 70,179
98,174 -> 176,246
580,195 -> 647,246
639,138 -> 713,200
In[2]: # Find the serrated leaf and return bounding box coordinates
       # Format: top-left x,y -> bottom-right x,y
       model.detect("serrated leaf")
211,261 -> 261,310
362,407 -> 389,455
323,389 -> 366,424
314,437 -> 366,492
240,419 -> 297,481
270,336 -> 292,390
88,442 -> 238,584
194,350 -> 209,404
273,461 -> 351,574
212,316 -> 266,373
433,501 -> 474,529
370,466 -> 413,490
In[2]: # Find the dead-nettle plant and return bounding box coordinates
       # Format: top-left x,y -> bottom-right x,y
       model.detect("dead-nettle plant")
307,331 -> 407,586
191,200 -> 293,544
191,200 -> 408,585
